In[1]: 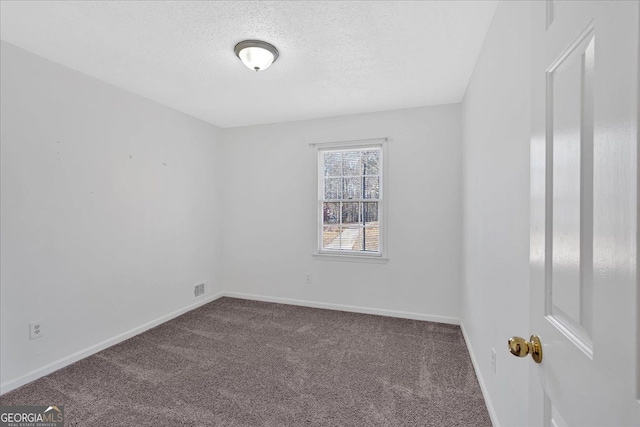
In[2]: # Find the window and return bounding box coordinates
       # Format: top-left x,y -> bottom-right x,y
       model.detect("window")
313,138 -> 387,261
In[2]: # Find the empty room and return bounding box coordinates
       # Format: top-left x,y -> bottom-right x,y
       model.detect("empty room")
0,1 -> 638,426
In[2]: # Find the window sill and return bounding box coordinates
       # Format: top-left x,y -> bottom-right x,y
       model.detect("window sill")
312,253 -> 389,264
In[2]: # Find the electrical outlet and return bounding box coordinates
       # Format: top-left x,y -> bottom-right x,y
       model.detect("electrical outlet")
305,274 -> 312,285
30,320 -> 44,340
491,347 -> 497,374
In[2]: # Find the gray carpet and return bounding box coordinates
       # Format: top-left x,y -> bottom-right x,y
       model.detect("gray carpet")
0,297 -> 491,426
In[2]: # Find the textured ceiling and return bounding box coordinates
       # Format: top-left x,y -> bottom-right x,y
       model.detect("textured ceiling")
0,1 -> 498,128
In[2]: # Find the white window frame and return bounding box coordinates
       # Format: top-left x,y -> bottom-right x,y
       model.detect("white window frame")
310,137 -> 389,263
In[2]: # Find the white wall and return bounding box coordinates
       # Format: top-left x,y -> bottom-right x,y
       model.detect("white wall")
221,105 -> 463,321
461,2 -> 531,426
0,42 -> 224,392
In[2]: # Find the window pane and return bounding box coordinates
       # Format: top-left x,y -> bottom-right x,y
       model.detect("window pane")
363,202 -> 378,224
337,227 -> 360,251
364,226 -> 379,252
349,227 -> 364,251
343,177 -> 362,200
324,152 -> 342,176
364,176 -> 379,199
342,151 -> 361,176
351,226 -> 379,252
342,202 -> 361,226
323,202 -> 340,225
322,226 -> 341,249
362,150 -> 380,175
324,178 -> 341,199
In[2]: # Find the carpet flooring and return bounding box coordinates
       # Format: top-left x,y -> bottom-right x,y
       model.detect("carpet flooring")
0,297 -> 491,426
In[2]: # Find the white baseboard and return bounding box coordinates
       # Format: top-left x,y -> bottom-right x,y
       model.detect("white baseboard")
460,321 -> 499,427
0,292 -> 224,396
223,292 -> 460,325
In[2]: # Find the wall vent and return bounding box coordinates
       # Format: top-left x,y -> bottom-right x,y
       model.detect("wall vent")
194,283 -> 205,298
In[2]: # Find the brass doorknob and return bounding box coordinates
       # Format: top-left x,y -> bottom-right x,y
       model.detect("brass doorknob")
508,335 -> 543,363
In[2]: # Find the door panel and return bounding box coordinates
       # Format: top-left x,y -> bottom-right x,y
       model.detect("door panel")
548,23 -> 595,350
530,1 -> 639,426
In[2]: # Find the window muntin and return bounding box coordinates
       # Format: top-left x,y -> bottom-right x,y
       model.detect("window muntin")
319,147 -> 382,255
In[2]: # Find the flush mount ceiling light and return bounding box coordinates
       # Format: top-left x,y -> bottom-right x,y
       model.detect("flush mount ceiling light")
234,40 -> 279,72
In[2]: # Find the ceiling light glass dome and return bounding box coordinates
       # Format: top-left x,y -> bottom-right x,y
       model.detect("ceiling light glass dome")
234,40 -> 279,72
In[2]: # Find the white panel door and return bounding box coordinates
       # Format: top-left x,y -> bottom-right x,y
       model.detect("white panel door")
529,1 -> 639,426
